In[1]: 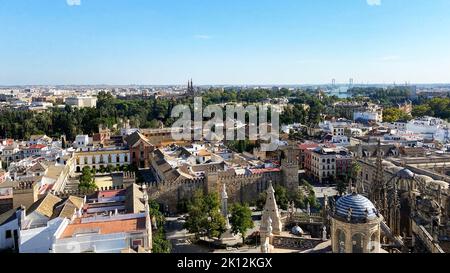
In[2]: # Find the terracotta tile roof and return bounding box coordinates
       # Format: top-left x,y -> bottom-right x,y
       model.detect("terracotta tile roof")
298,143 -> 320,150
67,196 -> 84,209
50,196 -> 84,220
249,168 -> 281,175
28,161 -> 48,173
126,131 -> 153,147
52,202 -> 77,220
97,189 -> 125,199
60,217 -> 146,239
29,144 -> 46,149
27,194 -> 62,218
197,149 -> 211,157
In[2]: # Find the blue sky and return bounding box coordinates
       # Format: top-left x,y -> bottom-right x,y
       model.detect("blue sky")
0,0 -> 450,85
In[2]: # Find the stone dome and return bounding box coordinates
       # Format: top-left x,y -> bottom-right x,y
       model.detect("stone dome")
335,193 -> 378,221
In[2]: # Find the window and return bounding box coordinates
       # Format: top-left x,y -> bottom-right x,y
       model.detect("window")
5,230 -> 12,239
352,234 -> 364,253
337,229 -> 346,253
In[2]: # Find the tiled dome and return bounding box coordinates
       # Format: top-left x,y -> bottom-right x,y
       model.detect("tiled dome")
335,193 -> 378,221
291,225 -> 304,235
396,168 -> 415,179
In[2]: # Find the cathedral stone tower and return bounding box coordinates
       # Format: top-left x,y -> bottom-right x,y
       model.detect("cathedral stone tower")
280,145 -> 299,192
187,79 -> 195,96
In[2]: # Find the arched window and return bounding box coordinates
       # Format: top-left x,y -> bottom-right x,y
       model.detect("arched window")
369,232 -> 377,252
336,229 -> 346,253
352,233 -> 364,253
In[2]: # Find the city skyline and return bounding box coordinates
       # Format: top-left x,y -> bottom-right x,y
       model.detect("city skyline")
1,0 -> 450,85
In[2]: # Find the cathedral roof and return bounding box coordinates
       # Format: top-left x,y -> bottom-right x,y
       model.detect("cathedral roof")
335,193 -> 378,222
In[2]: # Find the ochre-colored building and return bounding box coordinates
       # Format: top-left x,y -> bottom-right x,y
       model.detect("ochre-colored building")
126,132 -> 154,169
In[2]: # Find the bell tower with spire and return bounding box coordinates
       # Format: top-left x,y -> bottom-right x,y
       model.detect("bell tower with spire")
187,79 -> 195,96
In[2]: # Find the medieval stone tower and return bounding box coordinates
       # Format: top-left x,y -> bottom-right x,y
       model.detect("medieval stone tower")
205,166 -> 219,194
280,145 -> 299,192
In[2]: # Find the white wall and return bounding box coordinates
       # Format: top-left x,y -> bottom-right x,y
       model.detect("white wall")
0,214 -> 19,250
53,232 -> 131,253
19,218 -> 65,253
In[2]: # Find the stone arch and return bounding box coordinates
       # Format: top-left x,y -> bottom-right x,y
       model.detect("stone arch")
369,232 -> 378,253
335,229 -> 346,253
76,166 -> 81,173
352,233 -> 365,253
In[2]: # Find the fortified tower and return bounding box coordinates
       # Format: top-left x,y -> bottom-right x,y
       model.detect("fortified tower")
280,145 -> 299,192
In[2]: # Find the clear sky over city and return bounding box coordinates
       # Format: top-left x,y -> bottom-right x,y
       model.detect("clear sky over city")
1,0 -> 450,85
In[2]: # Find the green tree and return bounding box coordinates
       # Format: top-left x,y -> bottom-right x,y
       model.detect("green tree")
383,107 -> 411,122
412,104 -> 433,118
78,167 -> 97,191
256,192 -> 267,211
184,191 -> 205,239
152,229 -> 171,253
257,185 -> 299,210
147,199 -> 171,253
273,185 -> 289,210
288,189 -> 305,209
350,161 -> 361,180
184,190 -> 227,240
229,203 -> 254,244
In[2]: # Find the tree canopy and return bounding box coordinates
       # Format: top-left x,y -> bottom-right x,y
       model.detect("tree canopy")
184,190 -> 227,239
229,203 -> 254,244
78,167 -> 97,191
383,107 -> 412,122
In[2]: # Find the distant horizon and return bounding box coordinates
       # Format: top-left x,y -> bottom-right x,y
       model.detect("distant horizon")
1,82 -> 450,88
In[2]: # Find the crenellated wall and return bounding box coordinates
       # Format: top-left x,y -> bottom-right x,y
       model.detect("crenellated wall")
215,171 -> 282,204
142,169 -> 283,213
